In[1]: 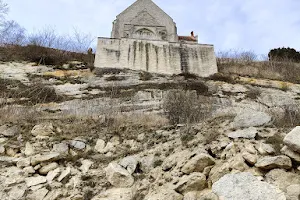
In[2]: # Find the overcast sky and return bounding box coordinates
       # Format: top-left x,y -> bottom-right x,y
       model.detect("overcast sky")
6,0 -> 300,55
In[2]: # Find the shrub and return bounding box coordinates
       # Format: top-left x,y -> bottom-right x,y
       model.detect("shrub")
163,89 -> 211,125
272,104 -> 300,127
139,71 -> 153,81
268,47 -> 300,62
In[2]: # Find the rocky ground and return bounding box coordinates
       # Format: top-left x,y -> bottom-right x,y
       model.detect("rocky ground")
1,62 -> 300,200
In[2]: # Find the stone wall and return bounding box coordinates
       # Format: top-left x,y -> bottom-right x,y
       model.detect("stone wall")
94,37 -> 218,77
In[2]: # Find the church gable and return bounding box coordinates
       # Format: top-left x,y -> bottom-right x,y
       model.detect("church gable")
130,10 -> 161,27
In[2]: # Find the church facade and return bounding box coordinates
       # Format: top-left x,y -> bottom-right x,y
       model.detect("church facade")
94,0 -> 218,77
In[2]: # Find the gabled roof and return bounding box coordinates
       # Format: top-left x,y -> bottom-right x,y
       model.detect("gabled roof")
116,0 -> 173,22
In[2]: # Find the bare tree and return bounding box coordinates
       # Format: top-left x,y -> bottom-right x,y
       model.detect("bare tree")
0,20 -> 26,45
0,0 -> 8,23
27,26 -> 58,48
69,28 -> 95,53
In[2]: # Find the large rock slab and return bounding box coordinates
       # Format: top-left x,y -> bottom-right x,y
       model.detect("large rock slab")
105,163 -> 134,188
181,153 -> 215,174
228,127 -> 257,139
281,146 -> 300,162
119,156 -> 138,174
25,176 -> 47,187
212,172 -> 286,200
31,153 -> 60,166
255,155 -> 292,170
231,110 -> 271,128
265,169 -> 300,192
174,172 -> 206,194
283,126 -> 300,153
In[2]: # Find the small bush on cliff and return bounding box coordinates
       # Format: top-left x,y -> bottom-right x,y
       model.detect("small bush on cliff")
163,89 -> 211,125
268,47 -> 300,62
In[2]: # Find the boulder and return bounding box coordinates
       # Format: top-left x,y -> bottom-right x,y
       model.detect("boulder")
228,127 -> 257,139
23,166 -> 35,174
26,187 -> 49,200
286,184 -> 300,200
25,176 -> 47,187
31,153 -> 60,166
242,152 -> 257,165
105,163 -> 134,188
52,143 -> 69,155
24,142 -> 35,156
31,123 -> 55,137
80,159 -> 93,173
16,157 -> 31,168
212,172 -> 286,200
144,188 -> 183,200
94,139 -> 106,153
119,156 -> 138,174
256,143 -> 276,155
39,162 -> 58,175
46,168 -> 61,183
281,146 -> 300,162
255,155 -> 292,170
57,167 -> 71,182
231,110 -> 271,128
265,169 -> 300,192
181,153 -> 215,174
174,172 -> 207,194
283,126 -> 300,153
0,125 -> 19,137
70,140 -> 86,150
0,144 -> 5,154
8,184 -> 26,200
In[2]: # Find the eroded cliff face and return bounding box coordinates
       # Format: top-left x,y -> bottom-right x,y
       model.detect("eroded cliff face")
1,62 -> 300,200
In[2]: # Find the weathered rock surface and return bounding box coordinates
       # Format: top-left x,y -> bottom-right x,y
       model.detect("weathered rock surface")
286,184 -> 300,200
25,176 -> 47,187
255,155 -> 292,170
105,162 -> 134,188
145,188 -> 183,200
39,162 -> 59,175
228,127 -> 257,139
281,146 -> 300,162
265,169 -> 300,192
31,123 -> 55,137
0,125 -> 19,137
174,172 -> 207,194
181,153 -> 215,174
283,126 -> 300,153
92,188 -> 133,200
31,153 -> 60,166
212,172 -> 286,200
119,156 -> 138,174
231,110 -> 271,128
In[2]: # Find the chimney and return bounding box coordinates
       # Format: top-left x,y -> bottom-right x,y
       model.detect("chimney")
191,31 -> 194,37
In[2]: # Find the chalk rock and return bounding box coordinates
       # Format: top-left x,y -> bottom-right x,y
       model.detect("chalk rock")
17,157 -> 31,168
119,156 -> 138,174
39,162 -> 58,175
286,184 -> 300,200
94,139 -> 106,153
212,172 -> 286,200
281,145 -> 300,162
25,176 -> 47,187
57,167 -> 71,182
52,143 -> 69,155
174,172 -> 207,194
26,187 -> 49,200
242,152 -> 257,165
228,127 -> 257,139
31,153 -> 60,166
283,126 -> 300,153
0,125 -> 19,137
232,111 -> 271,128
265,169 -> 300,192
144,188 -> 183,200
24,142 -> 35,156
70,140 -> 86,150
31,123 -> 55,137
92,188 -> 133,200
181,153 -> 215,174
255,155 -> 292,170
80,159 -> 93,173
105,162 -> 134,188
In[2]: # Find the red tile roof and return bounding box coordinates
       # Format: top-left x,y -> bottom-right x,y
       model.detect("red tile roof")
178,36 -> 197,42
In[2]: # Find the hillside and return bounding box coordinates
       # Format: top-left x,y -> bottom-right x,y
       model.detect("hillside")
0,61 -> 300,200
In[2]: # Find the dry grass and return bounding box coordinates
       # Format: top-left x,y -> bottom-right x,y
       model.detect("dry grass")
163,89 -> 212,125
217,50 -> 300,84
